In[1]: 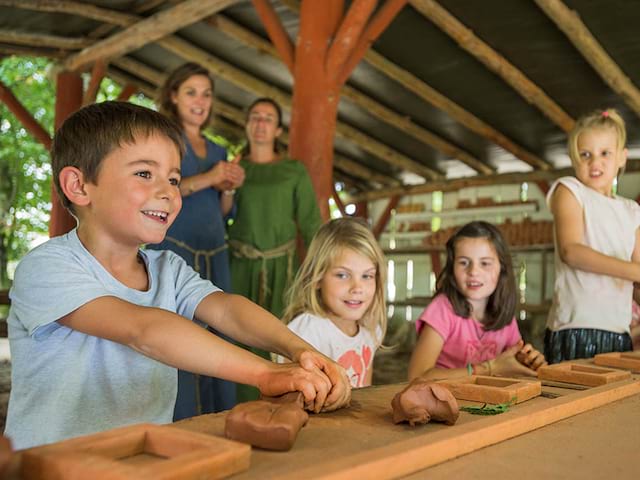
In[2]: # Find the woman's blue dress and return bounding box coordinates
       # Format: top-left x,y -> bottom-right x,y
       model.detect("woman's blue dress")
149,136 -> 237,420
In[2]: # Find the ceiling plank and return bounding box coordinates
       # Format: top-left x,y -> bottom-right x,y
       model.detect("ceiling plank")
207,14 -> 488,174
0,28 -> 93,50
409,0 -> 575,133
63,0 -> 240,71
534,0 -> 640,120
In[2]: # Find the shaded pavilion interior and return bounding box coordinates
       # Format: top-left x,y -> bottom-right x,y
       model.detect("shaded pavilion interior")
2,1 -> 640,210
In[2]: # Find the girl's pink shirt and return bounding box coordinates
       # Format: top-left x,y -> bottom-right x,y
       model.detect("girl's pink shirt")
415,294 -> 522,369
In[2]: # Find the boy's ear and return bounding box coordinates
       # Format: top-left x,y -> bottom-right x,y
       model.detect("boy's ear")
59,166 -> 90,207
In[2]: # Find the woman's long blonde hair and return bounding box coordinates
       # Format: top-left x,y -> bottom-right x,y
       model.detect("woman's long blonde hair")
283,217 -> 387,346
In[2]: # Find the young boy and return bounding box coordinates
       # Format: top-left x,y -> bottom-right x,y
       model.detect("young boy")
4,101 -> 350,449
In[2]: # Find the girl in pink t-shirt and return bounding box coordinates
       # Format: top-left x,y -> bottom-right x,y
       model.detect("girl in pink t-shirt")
408,221 -> 546,381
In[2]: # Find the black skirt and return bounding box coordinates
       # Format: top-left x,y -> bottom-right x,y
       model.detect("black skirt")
544,328 -> 633,364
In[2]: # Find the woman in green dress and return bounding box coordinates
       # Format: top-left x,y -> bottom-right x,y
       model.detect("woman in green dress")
229,98 -> 322,401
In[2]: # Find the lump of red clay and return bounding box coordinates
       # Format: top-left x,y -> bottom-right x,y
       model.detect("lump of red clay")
391,379 -> 460,426
224,394 -> 309,451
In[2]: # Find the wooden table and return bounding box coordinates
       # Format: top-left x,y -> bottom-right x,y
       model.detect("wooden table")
173,369 -> 640,479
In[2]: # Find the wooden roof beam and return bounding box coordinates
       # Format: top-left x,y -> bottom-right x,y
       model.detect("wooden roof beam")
0,80 -> 52,149
534,0 -> 640,119
63,0 -> 240,71
251,0 -> 295,73
0,44 -> 67,59
0,28 -> 93,50
207,14 -> 488,174
362,50 -> 553,171
350,168 -> 576,202
409,0 -> 575,133
337,0 -> 408,85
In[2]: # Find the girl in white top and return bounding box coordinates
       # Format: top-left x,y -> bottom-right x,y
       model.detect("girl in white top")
546,108 -> 640,363
279,218 -> 387,388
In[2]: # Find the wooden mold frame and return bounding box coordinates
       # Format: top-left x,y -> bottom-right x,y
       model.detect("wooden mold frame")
436,375 -> 541,404
21,423 -> 251,480
593,351 -> 640,371
537,362 -> 631,387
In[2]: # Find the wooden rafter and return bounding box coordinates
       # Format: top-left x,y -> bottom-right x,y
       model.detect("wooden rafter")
409,0 -> 575,133
362,50 -> 553,171
0,44 -> 67,59
208,13 -> 488,174
337,0 -> 408,84
251,0 -> 294,73
351,167 -> 576,202
0,28 -> 93,50
534,0 -> 640,119
0,80 -> 52,149
63,0 -> 240,71
325,0 -> 377,83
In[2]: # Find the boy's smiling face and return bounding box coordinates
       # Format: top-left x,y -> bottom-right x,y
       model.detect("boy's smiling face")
82,133 -> 182,248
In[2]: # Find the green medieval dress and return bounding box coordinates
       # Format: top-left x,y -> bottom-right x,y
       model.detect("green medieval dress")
228,157 -> 322,401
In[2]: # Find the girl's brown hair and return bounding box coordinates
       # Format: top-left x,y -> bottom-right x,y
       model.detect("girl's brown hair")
282,217 -> 387,346
436,221 -> 517,331
157,62 -> 215,131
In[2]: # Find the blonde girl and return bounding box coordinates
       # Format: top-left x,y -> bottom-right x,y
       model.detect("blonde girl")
280,217 -> 387,388
545,108 -> 640,363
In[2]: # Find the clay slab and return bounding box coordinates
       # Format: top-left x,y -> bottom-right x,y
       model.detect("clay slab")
537,363 -> 631,387
436,375 -> 541,404
593,351 -> 640,371
21,423 -> 250,480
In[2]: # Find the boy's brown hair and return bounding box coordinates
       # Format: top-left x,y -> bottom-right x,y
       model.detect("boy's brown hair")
52,101 -> 185,212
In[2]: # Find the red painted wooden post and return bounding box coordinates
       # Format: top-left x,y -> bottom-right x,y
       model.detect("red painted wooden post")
49,71 -> 83,238
0,80 -> 52,149
253,1 -> 408,221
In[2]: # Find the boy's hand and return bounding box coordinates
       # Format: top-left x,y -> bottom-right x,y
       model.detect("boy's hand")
299,351 -> 351,412
255,361 -> 333,413
515,343 -> 547,371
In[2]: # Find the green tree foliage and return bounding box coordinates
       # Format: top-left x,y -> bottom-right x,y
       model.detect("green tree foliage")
0,57 -> 54,289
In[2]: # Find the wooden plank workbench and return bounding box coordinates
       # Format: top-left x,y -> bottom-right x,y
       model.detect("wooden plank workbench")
173,370 -> 640,479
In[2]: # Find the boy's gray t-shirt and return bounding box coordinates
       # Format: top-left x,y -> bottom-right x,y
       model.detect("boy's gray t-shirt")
4,229 -> 219,449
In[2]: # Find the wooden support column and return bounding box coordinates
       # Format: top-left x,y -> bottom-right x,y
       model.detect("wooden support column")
332,184 -> 347,217
373,195 -> 401,239
0,80 -> 52,149
49,71 -> 83,238
354,201 -> 368,220
254,0 -> 407,221
83,60 -> 107,105
117,83 -> 137,101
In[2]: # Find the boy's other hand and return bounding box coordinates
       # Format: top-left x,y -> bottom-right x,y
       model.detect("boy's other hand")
299,351 -> 351,412
255,361 -> 332,413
